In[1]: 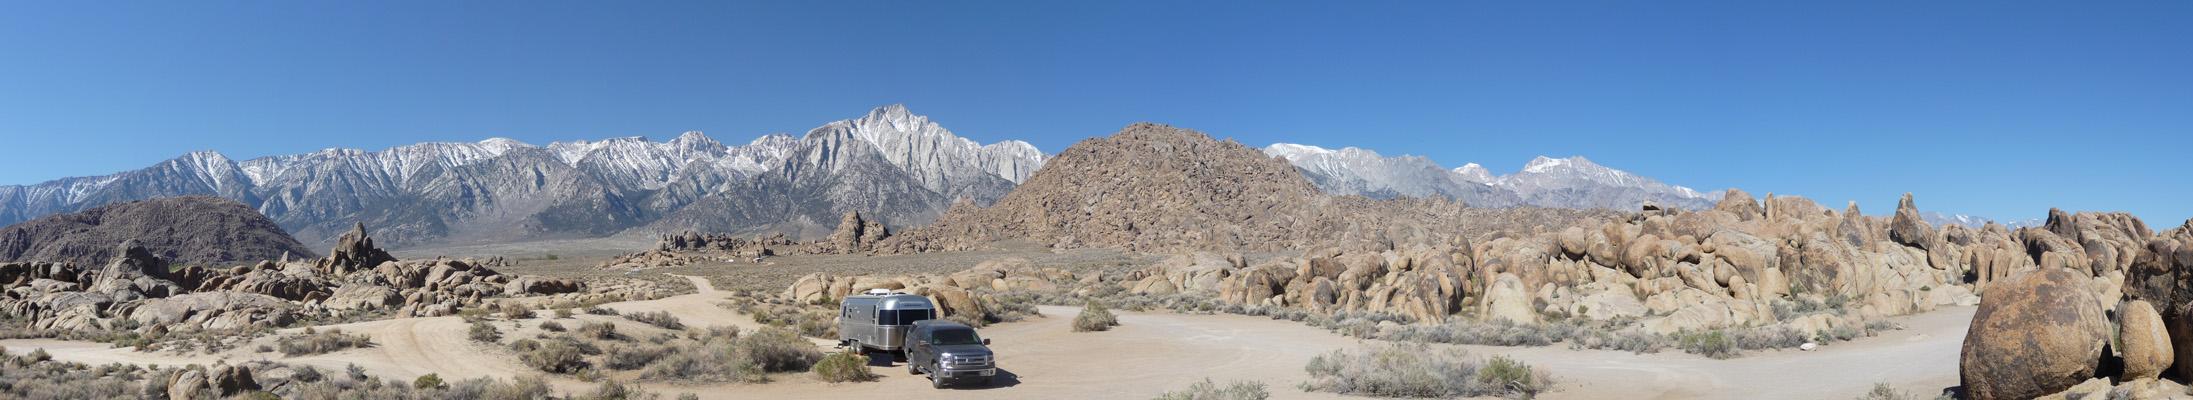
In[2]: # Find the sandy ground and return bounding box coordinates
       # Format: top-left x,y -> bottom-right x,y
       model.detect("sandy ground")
3,273 -> 1988,399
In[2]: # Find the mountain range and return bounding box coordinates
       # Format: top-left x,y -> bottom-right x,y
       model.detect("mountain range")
1260,144 -> 1722,211
0,105 -> 1044,249
0,104 -> 2021,251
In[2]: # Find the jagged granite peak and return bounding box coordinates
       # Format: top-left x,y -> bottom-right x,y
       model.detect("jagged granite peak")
1452,163 -> 1495,183
0,195 -> 318,266
811,104 -> 1049,188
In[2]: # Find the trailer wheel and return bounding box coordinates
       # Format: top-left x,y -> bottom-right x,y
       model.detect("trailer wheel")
849,341 -> 865,356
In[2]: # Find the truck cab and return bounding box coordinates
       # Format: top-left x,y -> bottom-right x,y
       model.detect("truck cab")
904,319 -> 996,389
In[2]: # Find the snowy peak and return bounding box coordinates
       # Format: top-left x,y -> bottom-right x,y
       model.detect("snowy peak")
1520,156 -> 1580,174
1453,163 -> 1495,183
1264,145 -> 1720,210
804,104 -> 1049,189
1264,143 -> 1337,160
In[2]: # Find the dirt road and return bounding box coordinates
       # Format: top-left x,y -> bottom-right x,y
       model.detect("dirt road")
1,274 -> 1983,399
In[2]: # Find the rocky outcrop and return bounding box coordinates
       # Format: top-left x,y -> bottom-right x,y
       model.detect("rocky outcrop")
1714,189 -> 1764,221
322,284 -> 403,310
0,222 -> 588,334
2123,220 -> 2193,379
126,292 -> 300,331
1960,267 -> 2111,400
89,240 -> 185,302
802,210 -> 889,255
504,275 -> 584,296
0,195 -> 317,266
315,223 -> 394,277
599,231 -> 780,270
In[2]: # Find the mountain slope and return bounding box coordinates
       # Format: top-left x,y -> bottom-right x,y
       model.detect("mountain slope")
0,195 -> 318,266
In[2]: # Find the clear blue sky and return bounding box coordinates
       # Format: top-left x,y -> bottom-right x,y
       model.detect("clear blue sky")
2,2 -> 2187,224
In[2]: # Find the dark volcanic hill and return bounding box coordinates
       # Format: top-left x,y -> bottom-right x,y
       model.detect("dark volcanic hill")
880,123 -> 1621,253
0,195 -> 319,266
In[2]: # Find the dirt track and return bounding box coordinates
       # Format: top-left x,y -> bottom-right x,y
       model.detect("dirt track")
3,273 -> 1987,399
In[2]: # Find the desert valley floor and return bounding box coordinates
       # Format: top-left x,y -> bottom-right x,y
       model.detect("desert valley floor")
0,247 -> 2050,400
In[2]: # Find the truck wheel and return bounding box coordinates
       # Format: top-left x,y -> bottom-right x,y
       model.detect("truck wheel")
908,361 -> 921,375
931,375 -> 945,389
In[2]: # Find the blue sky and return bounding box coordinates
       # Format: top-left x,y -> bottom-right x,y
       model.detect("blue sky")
2,2 -> 2187,224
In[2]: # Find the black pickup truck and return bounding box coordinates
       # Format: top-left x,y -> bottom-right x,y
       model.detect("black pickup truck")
903,319 -> 996,389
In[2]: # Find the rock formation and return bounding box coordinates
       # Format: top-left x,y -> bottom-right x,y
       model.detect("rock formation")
0,195 -> 318,266
315,222 -> 394,277
0,222 -> 594,336
802,210 -> 889,255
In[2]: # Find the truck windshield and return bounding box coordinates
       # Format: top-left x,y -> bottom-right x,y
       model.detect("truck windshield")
879,309 -> 934,325
931,328 -> 983,346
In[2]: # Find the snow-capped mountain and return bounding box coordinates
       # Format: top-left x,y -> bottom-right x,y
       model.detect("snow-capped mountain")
1915,212 -> 2044,229
1260,144 -> 1518,207
0,105 -> 1043,249
1496,156 -> 1721,211
1262,147 -> 1717,211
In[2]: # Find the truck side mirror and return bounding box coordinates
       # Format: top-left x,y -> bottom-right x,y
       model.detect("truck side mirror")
983,338 -> 991,345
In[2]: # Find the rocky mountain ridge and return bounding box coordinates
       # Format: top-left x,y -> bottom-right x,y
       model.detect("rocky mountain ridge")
0,105 -> 1042,249
1264,144 -> 1721,211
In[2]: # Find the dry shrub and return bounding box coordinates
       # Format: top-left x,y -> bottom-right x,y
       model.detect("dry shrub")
520,337 -> 595,373
1154,378 -> 1269,400
1072,302 -> 1119,332
622,311 -> 684,330
468,321 -> 501,343
737,327 -> 823,373
278,331 -> 372,356
498,302 -> 533,320
602,343 -> 670,370
810,351 -> 879,383
577,322 -> 618,340
1301,343 -> 1551,399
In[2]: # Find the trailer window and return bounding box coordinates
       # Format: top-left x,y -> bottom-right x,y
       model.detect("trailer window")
878,309 -> 935,325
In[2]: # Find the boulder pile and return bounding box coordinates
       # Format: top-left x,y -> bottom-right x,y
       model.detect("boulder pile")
0,223 -> 590,334
598,231 -> 781,270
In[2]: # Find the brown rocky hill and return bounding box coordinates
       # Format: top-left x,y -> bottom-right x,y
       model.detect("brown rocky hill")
0,195 -> 319,266
879,123 -> 1619,253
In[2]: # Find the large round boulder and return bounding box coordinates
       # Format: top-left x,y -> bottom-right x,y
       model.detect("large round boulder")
1959,267 -> 2112,400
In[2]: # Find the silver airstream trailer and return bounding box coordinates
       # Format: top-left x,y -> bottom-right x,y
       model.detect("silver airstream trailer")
837,289 -> 937,354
